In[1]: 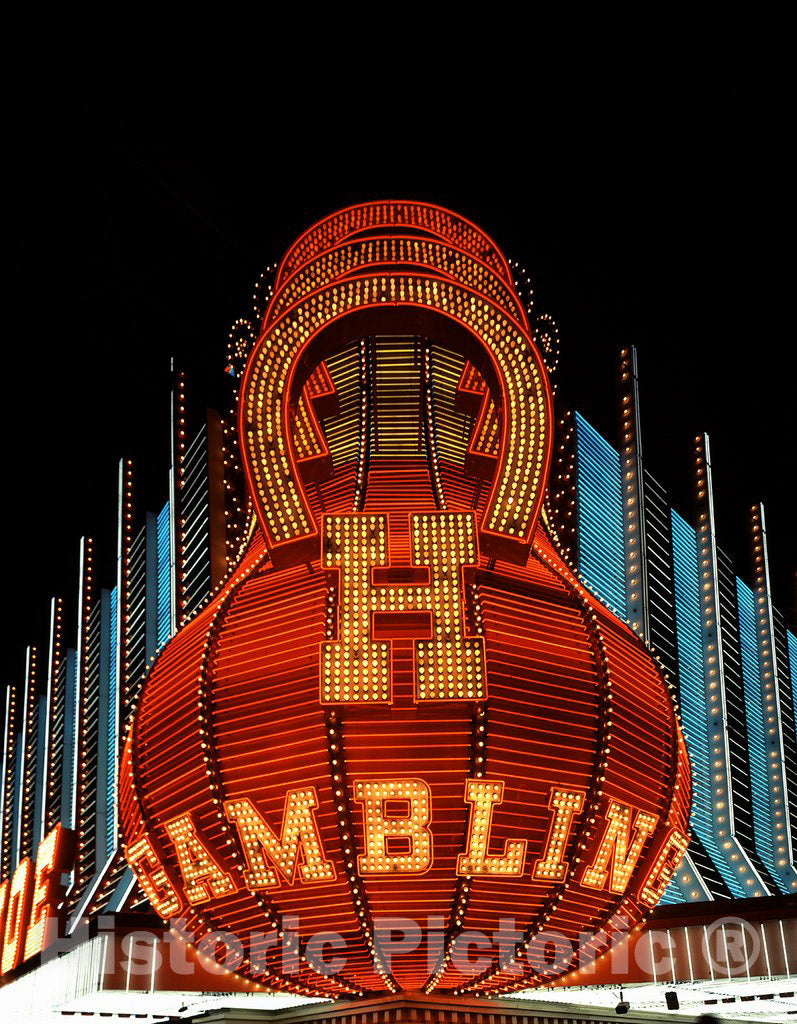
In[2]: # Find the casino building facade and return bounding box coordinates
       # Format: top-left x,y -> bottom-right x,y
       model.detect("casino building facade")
1,203 -> 795,1021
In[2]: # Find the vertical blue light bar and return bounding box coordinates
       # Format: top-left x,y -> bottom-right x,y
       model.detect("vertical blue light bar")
96,588 -> 113,870
737,577 -> 778,882
789,631 -> 797,729
12,707 -> 24,869
574,413 -> 626,616
671,510 -> 745,897
156,500 -> 172,652
34,686 -> 47,858
61,650 -> 77,828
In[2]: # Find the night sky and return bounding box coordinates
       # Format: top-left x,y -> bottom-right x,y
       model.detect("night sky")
5,85 -> 794,675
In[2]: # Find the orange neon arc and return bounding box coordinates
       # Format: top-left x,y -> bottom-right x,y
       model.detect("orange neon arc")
121,201 -> 691,1000
238,201 -> 553,568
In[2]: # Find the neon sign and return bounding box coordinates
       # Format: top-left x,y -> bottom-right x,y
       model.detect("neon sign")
121,201 -> 691,998
322,513 -> 485,704
0,824 -> 74,977
127,783 -> 686,904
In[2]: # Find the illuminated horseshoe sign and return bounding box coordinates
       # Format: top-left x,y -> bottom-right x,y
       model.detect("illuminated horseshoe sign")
240,273 -> 552,567
121,201 -> 691,1000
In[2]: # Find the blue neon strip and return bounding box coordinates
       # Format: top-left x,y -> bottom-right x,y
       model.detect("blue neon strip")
574,413 -> 626,616
156,501 -> 171,651
789,630 -> 797,731
61,650 -> 77,828
736,578 -> 782,886
12,719 -> 23,867
671,510 -> 746,897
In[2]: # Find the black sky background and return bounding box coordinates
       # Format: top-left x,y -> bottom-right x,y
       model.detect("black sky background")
4,81 -> 794,676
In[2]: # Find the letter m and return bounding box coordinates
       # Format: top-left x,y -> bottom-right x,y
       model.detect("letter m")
224,790 -> 335,889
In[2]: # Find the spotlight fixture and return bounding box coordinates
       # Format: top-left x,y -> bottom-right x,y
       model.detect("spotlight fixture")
615,989 -> 630,1015
665,989 -> 680,1010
